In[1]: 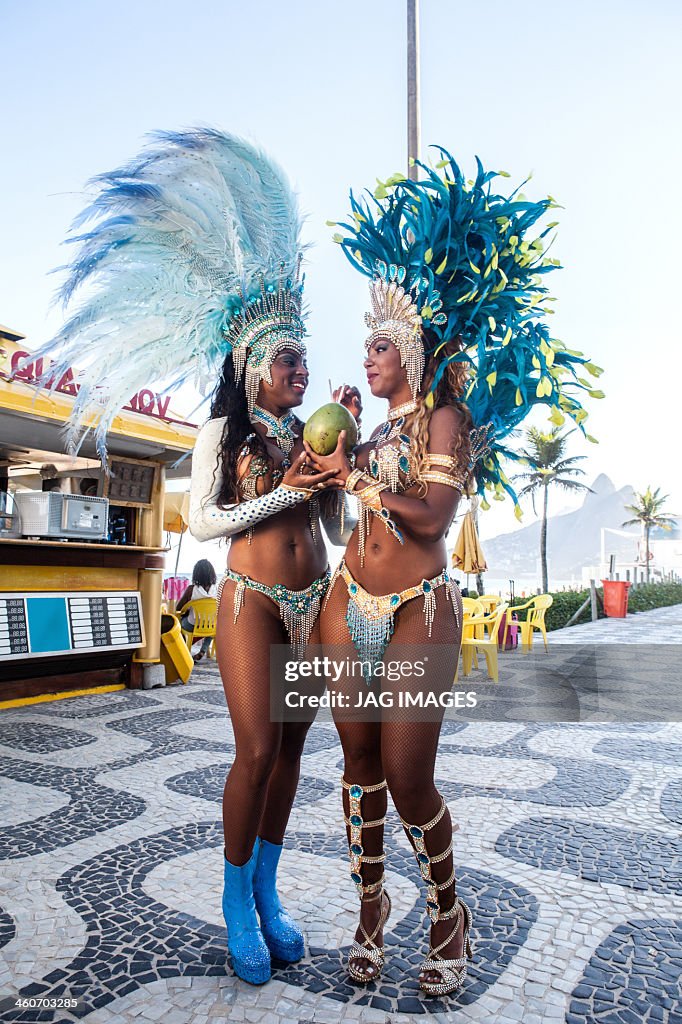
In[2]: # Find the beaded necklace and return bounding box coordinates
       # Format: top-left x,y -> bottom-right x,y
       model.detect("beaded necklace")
368,400 -> 417,493
373,402 -> 416,446
251,405 -> 298,455
387,399 -> 418,420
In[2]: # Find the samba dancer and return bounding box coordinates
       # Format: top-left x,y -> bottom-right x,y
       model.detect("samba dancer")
181,141 -> 356,987
306,149 -> 599,996
189,317 -> 354,986
28,128 -> 354,987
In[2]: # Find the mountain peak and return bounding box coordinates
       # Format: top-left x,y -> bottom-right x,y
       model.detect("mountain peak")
583,473 -> 616,503
480,473 -> 642,578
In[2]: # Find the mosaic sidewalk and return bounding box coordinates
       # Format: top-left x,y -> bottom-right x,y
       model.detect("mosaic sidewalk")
551,602 -> 682,644
1,606 -> 681,1024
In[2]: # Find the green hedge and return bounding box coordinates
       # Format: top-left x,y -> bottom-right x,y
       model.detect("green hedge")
627,581 -> 682,613
544,589 -> 597,631
542,581 -> 682,630
468,582 -> 682,630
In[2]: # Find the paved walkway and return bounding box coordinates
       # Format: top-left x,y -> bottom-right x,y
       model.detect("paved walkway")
552,602 -> 682,643
1,606 -> 681,1023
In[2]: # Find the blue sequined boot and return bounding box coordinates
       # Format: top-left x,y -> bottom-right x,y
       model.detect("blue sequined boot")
222,847 -> 271,984
252,837 -> 305,962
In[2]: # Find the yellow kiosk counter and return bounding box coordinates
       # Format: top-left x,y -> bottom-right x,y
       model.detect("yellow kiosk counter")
0,329 -> 197,704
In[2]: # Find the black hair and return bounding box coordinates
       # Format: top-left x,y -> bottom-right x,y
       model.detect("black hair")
209,352 -> 268,506
192,558 -> 217,590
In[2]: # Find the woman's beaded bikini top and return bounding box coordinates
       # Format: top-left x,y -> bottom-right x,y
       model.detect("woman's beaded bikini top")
365,399 -> 420,494
235,406 -> 300,501
365,399 -> 468,497
234,425 -> 322,544
235,433 -> 290,500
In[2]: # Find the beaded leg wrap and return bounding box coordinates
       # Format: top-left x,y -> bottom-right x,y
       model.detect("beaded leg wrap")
401,798 -> 473,996
342,778 -> 391,982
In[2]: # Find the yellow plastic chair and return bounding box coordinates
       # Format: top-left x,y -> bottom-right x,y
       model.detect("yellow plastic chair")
460,603 -> 509,683
520,594 -> 553,651
461,598 -> 484,640
507,594 -> 553,652
160,613 -> 194,684
180,597 -> 218,659
460,597 -> 485,671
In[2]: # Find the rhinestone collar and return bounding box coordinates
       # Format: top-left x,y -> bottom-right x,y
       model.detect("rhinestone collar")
387,399 -> 418,421
251,405 -> 298,455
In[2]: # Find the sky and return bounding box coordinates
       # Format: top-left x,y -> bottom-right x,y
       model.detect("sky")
1,0 -> 681,568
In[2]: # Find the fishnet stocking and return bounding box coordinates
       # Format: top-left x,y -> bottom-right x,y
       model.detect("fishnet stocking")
216,577 -> 318,864
320,571 -> 463,974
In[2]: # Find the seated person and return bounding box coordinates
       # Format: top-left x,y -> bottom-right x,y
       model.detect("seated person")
176,558 -> 217,661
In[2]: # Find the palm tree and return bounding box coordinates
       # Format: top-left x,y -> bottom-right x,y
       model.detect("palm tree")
514,427 -> 592,593
622,487 -> 677,583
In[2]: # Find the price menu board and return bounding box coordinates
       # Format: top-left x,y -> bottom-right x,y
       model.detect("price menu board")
105,457 -> 158,508
0,598 -> 29,657
69,595 -> 143,649
0,592 -> 144,661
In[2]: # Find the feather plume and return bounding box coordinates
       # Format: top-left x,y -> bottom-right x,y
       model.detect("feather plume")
28,128 -> 304,458
333,147 -> 603,506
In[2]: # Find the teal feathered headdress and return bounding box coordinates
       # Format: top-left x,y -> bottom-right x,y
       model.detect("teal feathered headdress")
332,148 -> 603,514
24,128 -> 306,458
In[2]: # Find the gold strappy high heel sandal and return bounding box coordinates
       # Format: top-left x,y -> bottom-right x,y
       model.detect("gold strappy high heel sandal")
401,797 -> 474,997
342,778 -> 391,983
418,895 -> 473,996
347,878 -> 392,982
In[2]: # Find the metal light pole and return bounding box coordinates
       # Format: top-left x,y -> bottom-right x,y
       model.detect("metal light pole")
407,0 -> 421,180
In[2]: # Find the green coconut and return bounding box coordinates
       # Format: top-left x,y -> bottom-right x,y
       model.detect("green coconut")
303,402 -> 358,455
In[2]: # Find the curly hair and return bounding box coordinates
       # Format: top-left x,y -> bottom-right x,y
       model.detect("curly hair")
209,353 -> 270,506
410,331 -> 473,495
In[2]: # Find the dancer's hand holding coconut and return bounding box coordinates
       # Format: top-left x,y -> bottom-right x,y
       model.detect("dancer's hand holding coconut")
303,400 -> 360,486
282,450 -> 340,492
303,429 -> 351,486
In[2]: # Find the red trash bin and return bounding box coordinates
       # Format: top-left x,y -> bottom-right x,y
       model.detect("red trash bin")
601,580 -> 632,617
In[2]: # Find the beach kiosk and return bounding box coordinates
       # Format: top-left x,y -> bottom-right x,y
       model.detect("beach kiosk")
0,327 -> 197,704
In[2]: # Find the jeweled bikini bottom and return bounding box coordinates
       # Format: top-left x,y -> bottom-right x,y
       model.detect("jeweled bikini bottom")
327,559 -> 460,681
218,566 -> 331,659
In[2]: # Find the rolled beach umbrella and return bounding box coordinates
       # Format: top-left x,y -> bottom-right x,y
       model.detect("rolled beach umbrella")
452,512 -> 488,575
163,491 -> 190,534
163,491 -> 190,574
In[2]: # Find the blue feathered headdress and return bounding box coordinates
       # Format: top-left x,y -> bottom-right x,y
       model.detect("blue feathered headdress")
332,148 -> 603,513
25,128 -> 306,458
